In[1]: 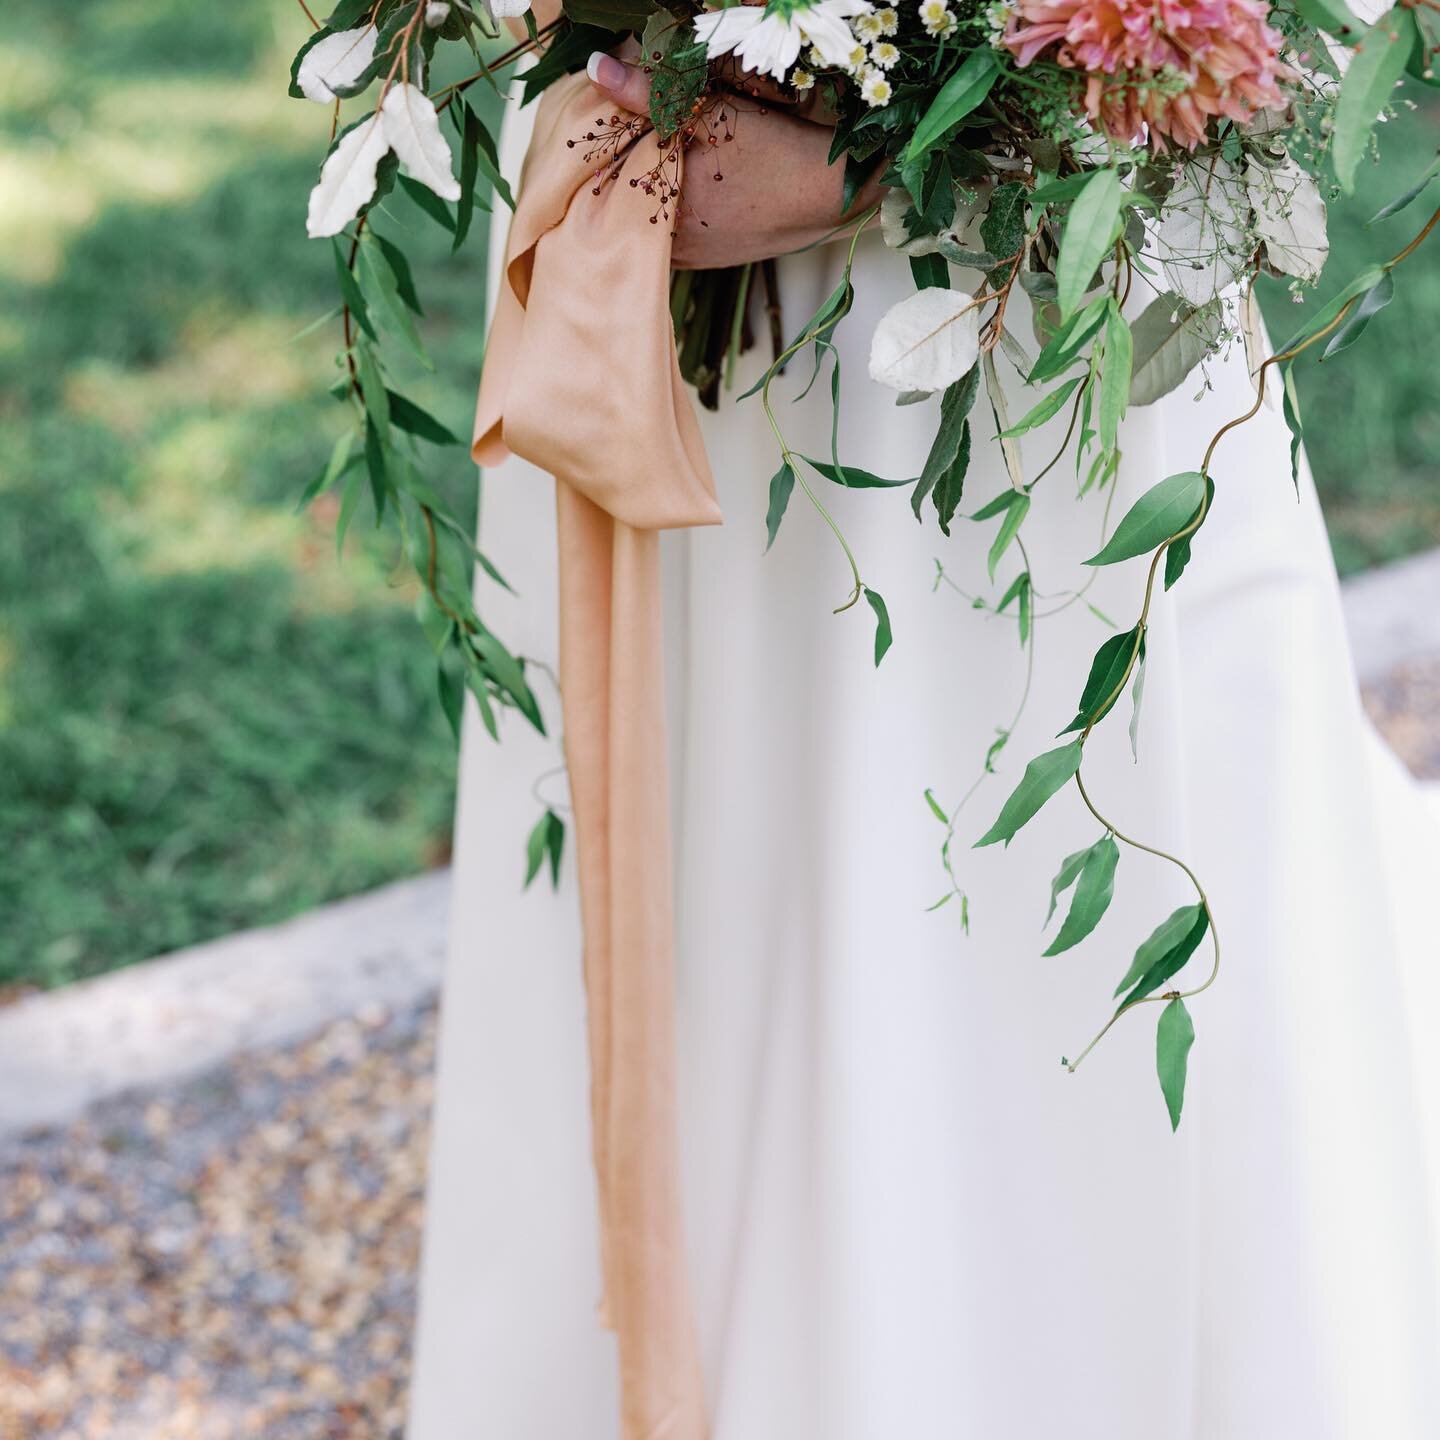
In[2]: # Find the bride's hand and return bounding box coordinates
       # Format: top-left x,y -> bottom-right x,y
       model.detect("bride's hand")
585,51 -> 883,271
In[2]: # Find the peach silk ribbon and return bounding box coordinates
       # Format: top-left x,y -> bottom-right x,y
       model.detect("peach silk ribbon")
473,73 -> 719,1440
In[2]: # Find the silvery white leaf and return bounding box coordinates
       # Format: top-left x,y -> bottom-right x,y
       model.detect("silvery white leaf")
306,114 -> 391,238
380,82 -> 461,201
1128,292 -> 1225,407
425,2 -> 451,25
868,286 -> 981,393
488,0 -> 532,16
1154,156 -> 1251,306
1245,156 -> 1328,283
880,189 -> 940,255
297,25 -> 378,104
879,184 -> 988,257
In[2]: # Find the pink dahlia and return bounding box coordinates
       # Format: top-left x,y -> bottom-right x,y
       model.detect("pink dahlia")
1002,0 -> 1290,150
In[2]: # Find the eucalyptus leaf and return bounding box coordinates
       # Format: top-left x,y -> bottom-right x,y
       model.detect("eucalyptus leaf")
1114,903 -> 1209,1008
1156,997 -> 1196,1130
1163,476 -> 1215,589
1320,269 -> 1395,359
1062,625 -> 1142,733
864,587 -> 893,666
1128,294 -> 1223,406
986,491 -> 1030,580
974,740 -> 1083,848
387,391 -> 461,445
1044,834 -> 1119,955
765,461 -> 795,552
802,457 -> 914,488
1369,153 -> 1440,224
1086,471 -> 1207,566
915,367 -> 980,518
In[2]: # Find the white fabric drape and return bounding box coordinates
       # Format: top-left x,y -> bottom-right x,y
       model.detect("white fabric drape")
408,93 -> 1440,1440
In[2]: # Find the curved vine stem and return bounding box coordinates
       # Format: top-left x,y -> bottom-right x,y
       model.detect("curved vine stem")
1064,203 -> 1440,1073
759,205 -> 879,613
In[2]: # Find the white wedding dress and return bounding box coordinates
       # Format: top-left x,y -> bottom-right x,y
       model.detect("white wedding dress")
408,92 -> 1440,1439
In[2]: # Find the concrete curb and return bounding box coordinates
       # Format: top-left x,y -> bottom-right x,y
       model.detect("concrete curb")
0,870 -> 451,1138
1342,547 -> 1440,686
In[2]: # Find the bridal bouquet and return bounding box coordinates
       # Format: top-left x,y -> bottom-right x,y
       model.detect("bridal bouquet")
288,0 -> 1437,1124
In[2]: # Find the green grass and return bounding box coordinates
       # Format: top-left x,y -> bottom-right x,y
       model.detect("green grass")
0,2 -> 1435,986
1256,97 -> 1440,575
0,0 -> 496,986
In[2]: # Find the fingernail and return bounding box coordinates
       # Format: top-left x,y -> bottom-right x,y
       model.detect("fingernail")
586,51 -> 627,92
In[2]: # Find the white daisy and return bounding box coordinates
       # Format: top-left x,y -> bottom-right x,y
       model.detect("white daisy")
854,11 -> 884,39
869,39 -> 899,67
876,6 -> 899,33
918,0 -> 954,34
791,66 -> 816,90
859,66 -> 893,105
693,0 -> 875,82
844,42 -> 868,71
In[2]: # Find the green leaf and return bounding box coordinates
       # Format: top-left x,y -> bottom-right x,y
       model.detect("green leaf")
914,367 -> 979,519
974,740 -> 1083,848
1115,904 -> 1209,1009
1085,471 -> 1207,566
387,391 -> 462,446
524,809 -> 550,887
1099,301 -> 1132,452
979,182 -> 1029,280
1156,997 -> 1196,1130
800,457 -> 913,488
1368,152 -> 1440,223
764,460 -> 795,552
1044,834 -> 1119,955
363,416 -> 388,517
986,491 -> 1030,581
473,630 -> 545,734
924,788 -> 950,824
335,462 -> 364,557
1056,169 -> 1122,320
1045,843 -> 1092,923
469,104 -> 515,211
1163,476 -> 1215,589
1295,0 -> 1362,40
864,587 -> 893,667
332,240 -> 376,341
372,232 -> 423,315
354,340 -> 390,439
298,428 -> 357,509
646,22 -> 710,143
1000,377 -> 1082,437
1276,264 -> 1385,353
521,22 -> 614,104
437,661 -> 465,738
909,253 -> 949,290
903,48 -> 1001,164
1062,625 -> 1142,733
1320,268 -> 1395,359
399,174 -> 456,233
562,0 -> 655,31
996,570 -> 1031,647
1029,296 -> 1108,383
1332,7 -> 1419,193
933,421 -> 972,536
358,238 -> 430,369
1281,364 -> 1304,493
453,101 -> 481,252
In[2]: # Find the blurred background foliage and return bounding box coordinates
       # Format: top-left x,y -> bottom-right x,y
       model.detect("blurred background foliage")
0,0 -> 1435,987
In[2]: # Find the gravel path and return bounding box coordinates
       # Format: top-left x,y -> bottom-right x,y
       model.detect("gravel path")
0,670 -> 1432,1439
0,1003 -> 435,1440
